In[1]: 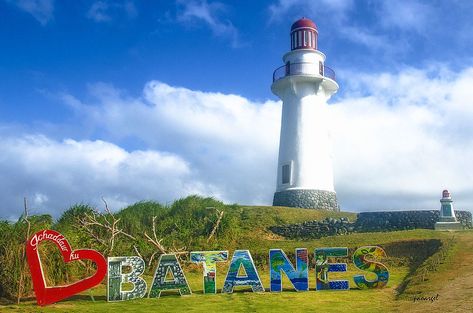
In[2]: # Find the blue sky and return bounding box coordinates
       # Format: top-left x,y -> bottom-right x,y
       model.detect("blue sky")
1,0 -> 473,219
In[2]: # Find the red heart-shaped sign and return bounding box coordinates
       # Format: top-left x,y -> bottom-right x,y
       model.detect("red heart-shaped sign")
26,229 -> 107,306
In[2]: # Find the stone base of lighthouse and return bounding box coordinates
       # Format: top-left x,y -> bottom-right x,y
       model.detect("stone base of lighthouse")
273,189 -> 339,211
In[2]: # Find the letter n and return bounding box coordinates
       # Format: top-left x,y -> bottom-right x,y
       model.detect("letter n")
269,248 -> 308,292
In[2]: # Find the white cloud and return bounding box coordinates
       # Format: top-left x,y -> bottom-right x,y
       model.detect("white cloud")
0,135 -> 206,219
176,0 -> 241,47
378,0 -> 434,34
86,0 -> 137,23
332,66 -> 473,211
2,65 -> 473,218
8,0 -> 54,25
73,71 -> 473,213
74,81 -> 282,206
0,83 -> 281,219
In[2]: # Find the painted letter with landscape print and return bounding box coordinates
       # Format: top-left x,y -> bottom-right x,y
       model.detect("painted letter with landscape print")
352,246 -> 389,289
222,250 -> 265,293
315,247 -> 349,290
190,251 -> 228,293
269,248 -> 309,292
149,254 -> 191,298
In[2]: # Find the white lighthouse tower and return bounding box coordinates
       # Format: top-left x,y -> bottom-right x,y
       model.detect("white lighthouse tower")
272,18 -> 339,211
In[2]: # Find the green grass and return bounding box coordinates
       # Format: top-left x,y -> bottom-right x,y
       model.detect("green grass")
1,197 -> 467,312
2,228 -> 455,312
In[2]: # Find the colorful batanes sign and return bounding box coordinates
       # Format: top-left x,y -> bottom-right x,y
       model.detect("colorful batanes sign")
26,230 -> 389,306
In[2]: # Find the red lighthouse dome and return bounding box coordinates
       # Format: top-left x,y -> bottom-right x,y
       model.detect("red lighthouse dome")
291,17 -> 317,31
290,17 -> 318,50
442,189 -> 451,199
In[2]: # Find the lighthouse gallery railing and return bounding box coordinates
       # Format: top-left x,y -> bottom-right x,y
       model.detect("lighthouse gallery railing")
273,62 -> 336,82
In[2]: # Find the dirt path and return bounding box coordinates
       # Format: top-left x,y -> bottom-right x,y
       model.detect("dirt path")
395,231 -> 473,312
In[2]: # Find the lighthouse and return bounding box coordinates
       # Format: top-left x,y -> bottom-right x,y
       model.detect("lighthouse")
434,190 -> 462,230
272,18 -> 339,211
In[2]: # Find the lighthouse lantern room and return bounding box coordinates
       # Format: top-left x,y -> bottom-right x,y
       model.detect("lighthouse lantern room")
272,17 -> 339,211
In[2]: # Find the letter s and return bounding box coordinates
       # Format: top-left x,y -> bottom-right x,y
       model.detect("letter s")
352,246 -> 389,289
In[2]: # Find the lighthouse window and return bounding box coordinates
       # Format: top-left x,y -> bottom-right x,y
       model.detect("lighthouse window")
298,31 -> 302,48
282,164 -> 291,185
308,32 -> 312,47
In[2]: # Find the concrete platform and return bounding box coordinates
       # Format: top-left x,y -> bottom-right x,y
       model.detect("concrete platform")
435,221 -> 463,231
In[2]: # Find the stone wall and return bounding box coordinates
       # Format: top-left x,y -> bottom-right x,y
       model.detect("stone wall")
273,189 -> 339,211
356,210 -> 473,232
269,210 -> 473,239
455,210 -> 473,228
269,217 -> 353,239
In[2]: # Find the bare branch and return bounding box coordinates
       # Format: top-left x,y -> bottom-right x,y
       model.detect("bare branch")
75,198 -> 135,255
207,208 -> 224,243
102,197 -> 110,213
142,216 -> 167,254
144,231 -> 167,254
143,215 -> 188,265
17,197 -> 32,304
133,245 -> 143,260
152,216 -> 159,243
148,251 -> 159,267
101,197 -> 112,227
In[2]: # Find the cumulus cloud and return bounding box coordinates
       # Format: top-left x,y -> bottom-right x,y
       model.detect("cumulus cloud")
2,65 -> 473,218
0,135 -> 206,219
176,0 -> 241,47
73,81 -> 282,206
8,0 -> 54,25
332,66 -> 473,211
0,82 -> 281,219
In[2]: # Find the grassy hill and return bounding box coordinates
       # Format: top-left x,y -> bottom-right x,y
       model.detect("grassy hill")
0,195 -> 471,312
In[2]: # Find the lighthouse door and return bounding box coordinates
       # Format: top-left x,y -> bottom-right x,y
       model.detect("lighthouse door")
281,162 -> 292,185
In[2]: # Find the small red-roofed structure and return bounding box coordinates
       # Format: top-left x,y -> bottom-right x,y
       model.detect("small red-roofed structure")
290,17 -> 318,50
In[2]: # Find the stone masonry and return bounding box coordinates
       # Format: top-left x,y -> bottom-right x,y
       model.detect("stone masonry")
273,189 -> 339,211
269,210 -> 473,239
